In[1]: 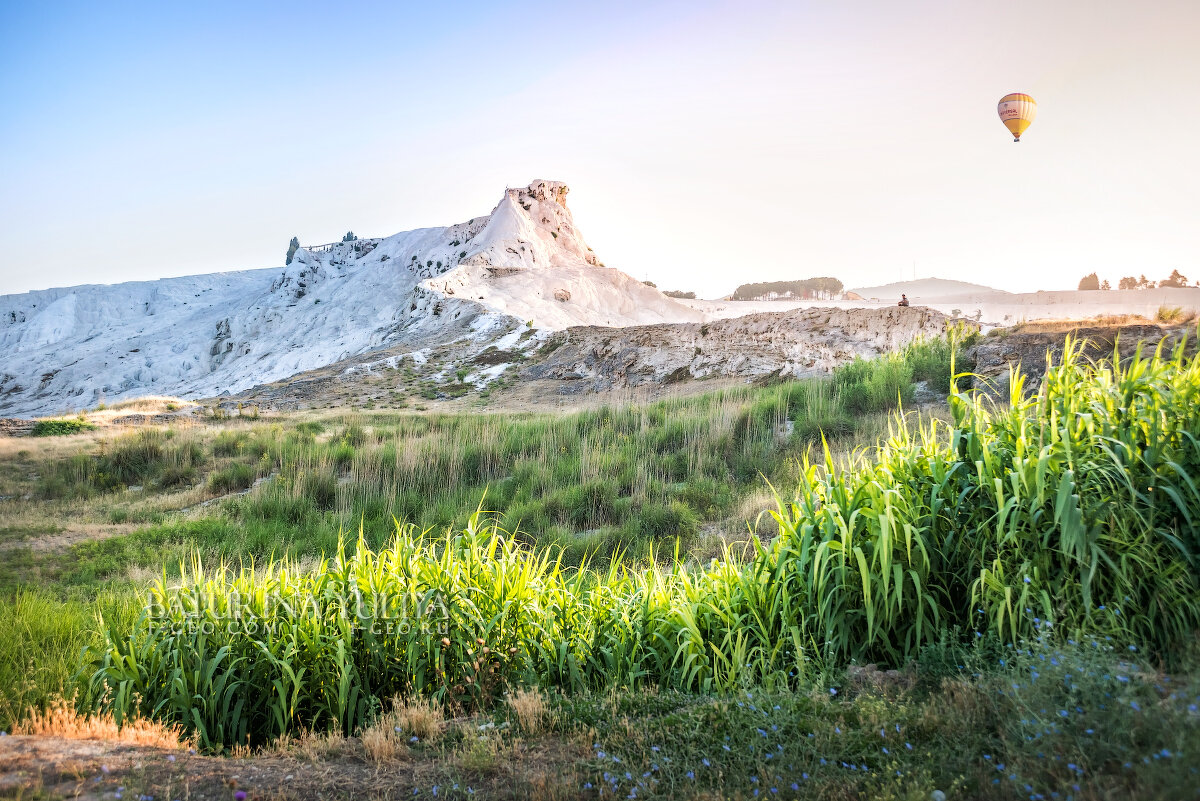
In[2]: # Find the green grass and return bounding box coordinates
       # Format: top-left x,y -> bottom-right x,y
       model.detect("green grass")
19,331 -> 979,582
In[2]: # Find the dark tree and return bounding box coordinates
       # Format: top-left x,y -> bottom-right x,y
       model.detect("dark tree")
731,277 -> 845,301
285,236 -> 300,265
1159,269 -> 1189,288
1077,273 -> 1100,291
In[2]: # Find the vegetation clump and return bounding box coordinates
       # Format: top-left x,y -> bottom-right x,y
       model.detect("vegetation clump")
31,418 -> 95,436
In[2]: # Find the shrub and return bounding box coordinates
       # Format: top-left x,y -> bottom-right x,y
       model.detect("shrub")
212,430 -> 247,457
1157,305 -> 1188,323
208,463 -> 256,494
635,501 -> 699,540
159,464 -> 197,489
31,419 -> 94,436
834,354 -> 914,414
901,325 -> 980,393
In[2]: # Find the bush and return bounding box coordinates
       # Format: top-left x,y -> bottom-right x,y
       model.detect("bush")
901,325 -> 980,393
834,354 -> 914,414
106,431 -> 167,485
212,431 -> 247,457
159,464 -> 197,489
1157,305 -> 1188,323
208,463 -> 256,494
31,419 -> 94,436
553,480 -> 624,528
635,501 -> 699,540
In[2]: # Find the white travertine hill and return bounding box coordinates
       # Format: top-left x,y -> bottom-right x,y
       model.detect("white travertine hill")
0,179 -> 700,416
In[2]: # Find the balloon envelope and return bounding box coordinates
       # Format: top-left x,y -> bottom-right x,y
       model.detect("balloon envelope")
997,93 -> 1037,141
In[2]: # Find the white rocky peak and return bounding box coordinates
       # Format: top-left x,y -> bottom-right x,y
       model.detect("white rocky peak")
0,179 -> 700,416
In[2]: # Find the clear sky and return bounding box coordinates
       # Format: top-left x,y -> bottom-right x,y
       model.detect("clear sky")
2,0 -> 1197,297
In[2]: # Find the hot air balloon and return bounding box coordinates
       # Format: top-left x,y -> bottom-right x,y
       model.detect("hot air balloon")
997,93 -> 1036,142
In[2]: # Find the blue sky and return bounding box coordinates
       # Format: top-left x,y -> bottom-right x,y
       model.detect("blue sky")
2,0 -> 1198,296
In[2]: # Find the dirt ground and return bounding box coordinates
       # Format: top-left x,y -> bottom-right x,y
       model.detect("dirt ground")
0,733 -> 582,801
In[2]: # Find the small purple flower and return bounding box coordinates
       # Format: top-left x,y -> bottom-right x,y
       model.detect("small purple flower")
235,792 -> 246,801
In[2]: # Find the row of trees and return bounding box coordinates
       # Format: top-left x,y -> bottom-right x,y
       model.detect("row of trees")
1078,270 -> 1193,291
730,277 -> 844,301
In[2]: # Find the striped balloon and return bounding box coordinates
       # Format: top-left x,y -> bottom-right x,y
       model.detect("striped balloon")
997,93 -> 1037,142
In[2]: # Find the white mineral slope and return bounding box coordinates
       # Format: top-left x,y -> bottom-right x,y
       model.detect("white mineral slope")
422,181 -> 704,329
0,179 -> 700,417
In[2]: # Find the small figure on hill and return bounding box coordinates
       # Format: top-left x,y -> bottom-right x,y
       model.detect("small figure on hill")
898,294 -> 910,307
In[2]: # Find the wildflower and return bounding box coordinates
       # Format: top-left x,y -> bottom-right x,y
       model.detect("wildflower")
235,793 -> 246,801
829,687 -> 838,696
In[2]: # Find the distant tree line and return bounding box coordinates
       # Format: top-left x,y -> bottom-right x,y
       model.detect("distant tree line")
664,290 -> 696,299
1078,270 -> 1193,291
730,277 -> 844,301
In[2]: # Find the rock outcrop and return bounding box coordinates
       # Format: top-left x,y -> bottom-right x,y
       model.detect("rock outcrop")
522,306 -> 962,393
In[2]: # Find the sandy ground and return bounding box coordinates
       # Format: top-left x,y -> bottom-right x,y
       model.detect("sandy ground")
0,733 -> 579,801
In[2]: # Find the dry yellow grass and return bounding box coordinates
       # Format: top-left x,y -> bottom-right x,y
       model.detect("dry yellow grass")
506,687 -> 551,735
13,699 -> 194,749
390,695 -> 444,740
358,694 -> 447,761
999,314 -> 1159,335
361,723 -> 408,762
356,694 -> 445,762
